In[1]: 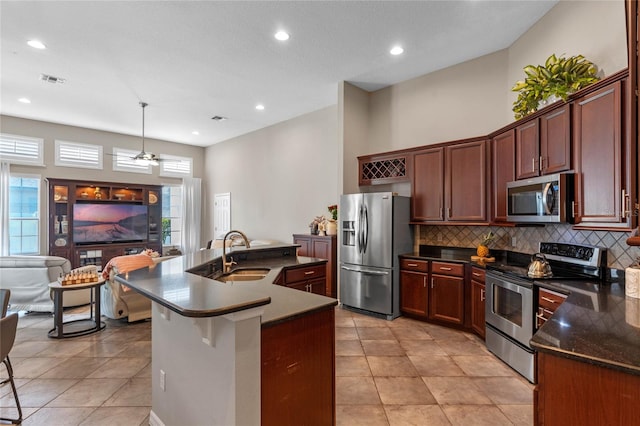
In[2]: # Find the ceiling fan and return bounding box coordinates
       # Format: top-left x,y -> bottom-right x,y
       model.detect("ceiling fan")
131,101 -> 160,166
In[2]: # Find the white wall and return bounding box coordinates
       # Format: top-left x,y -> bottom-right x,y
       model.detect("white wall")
203,106 -> 338,243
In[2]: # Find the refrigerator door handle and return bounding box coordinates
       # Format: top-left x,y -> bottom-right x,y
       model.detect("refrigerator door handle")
340,266 -> 389,276
358,203 -> 364,254
363,204 -> 369,253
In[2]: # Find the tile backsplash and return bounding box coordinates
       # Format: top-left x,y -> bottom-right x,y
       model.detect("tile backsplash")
417,224 -> 638,270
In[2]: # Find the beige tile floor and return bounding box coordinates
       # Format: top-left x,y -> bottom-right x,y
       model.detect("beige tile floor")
1,305 -> 533,425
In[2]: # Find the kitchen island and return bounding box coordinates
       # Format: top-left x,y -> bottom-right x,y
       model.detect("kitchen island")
115,243 -> 337,426
530,279 -> 640,425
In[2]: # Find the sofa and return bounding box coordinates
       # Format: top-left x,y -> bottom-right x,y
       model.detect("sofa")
0,256 -> 91,312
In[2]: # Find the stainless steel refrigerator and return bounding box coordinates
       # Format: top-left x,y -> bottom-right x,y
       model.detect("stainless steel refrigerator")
339,192 -> 413,320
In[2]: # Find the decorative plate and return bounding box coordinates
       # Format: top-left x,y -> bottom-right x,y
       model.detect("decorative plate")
54,237 -> 67,247
149,193 -> 158,204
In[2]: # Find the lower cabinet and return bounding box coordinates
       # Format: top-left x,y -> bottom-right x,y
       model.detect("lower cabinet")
536,287 -> 567,329
276,263 -> 327,296
470,267 -> 486,338
535,352 -> 640,426
400,258 -> 465,327
293,234 -> 337,297
429,261 -> 465,325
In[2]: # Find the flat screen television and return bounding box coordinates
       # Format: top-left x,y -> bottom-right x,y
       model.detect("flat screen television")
73,203 -> 148,244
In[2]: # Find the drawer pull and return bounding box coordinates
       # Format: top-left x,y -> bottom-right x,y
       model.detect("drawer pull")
480,288 -> 485,301
304,271 -> 315,275
439,267 -> 452,271
472,272 -> 482,277
407,263 -> 419,267
541,296 -> 556,304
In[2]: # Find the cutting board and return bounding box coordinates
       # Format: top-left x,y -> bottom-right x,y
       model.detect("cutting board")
471,255 -> 495,262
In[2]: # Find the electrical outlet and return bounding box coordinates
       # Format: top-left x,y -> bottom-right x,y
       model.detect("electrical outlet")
511,237 -> 517,247
160,369 -> 166,391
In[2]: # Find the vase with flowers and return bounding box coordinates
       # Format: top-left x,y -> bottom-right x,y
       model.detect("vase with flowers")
326,204 -> 338,235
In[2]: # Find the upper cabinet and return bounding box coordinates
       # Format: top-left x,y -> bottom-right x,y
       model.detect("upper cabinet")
573,78 -> 633,229
358,152 -> 411,186
491,130 -> 516,223
412,139 -> 489,224
515,103 -> 571,179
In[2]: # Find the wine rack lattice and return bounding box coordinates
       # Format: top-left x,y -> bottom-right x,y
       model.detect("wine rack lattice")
360,156 -> 408,185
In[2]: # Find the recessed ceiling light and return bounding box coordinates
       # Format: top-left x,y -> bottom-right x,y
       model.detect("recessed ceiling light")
390,46 -> 404,56
211,115 -> 227,121
274,31 -> 290,41
27,40 -> 46,49
255,104 -> 265,111
192,131 -> 200,135
18,98 -> 31,104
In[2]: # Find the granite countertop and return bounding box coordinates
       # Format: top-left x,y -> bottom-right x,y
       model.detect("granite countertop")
531,279 -> 640,376
401,245 -> 502,268
115,243 -> 337,326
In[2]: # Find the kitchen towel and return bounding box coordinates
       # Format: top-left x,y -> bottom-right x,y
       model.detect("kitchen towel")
625,266 -> 640,299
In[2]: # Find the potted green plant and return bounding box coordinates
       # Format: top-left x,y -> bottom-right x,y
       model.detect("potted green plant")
511,54 -> 600,120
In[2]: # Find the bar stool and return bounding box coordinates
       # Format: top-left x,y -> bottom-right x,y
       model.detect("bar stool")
1,312 -> 22,424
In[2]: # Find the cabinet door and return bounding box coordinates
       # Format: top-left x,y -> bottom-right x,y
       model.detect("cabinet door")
429,274 -> 464,324
293,236 -> 311,257
573,81 -> 627,226
540,104 -> 571,174
312,238 -> 334,297
446,140 -> 488,222
308,278 -> 327,295
400,271 -> 428,318
412,148 -> 444,221
470,279 -> 486,338
492,130 -> 516,222
516,119 -> 540,179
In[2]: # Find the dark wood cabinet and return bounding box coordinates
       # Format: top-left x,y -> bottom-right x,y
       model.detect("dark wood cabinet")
358,152 -> 411,186
262,307 -> 335,426
293,234 -> 337,297
399,259 -> 429,318
276,263 -> 327,296
536,287 -> 567,329
535,352 -> 640,426
491,130 -> 516,222
516,119 -> 540,179
470,267 -> 486,338
429,261 -> 465,325
412,140 -> 488,223
516,104 -> 571,180
47,178 -> 162,269
573,79 -> 631,228
412,147 -> 444,221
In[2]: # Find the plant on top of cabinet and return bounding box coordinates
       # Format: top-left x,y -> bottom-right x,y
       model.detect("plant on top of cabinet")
511,54 -> 599,119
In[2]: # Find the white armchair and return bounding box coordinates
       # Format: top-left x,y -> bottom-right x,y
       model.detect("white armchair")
0,256 -> 91,312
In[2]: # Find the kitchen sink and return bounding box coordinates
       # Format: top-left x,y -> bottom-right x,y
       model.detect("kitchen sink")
215,268 -> 270,282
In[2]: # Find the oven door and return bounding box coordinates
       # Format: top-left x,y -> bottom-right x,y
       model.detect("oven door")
485,271 -> 534,347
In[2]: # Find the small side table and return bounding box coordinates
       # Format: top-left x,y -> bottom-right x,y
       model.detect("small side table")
48,279 -> 106,339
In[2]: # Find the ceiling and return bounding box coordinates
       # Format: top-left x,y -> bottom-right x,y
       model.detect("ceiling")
1,1 -> 558,148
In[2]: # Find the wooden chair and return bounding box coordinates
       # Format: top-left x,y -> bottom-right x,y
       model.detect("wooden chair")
0,312 -> 22,424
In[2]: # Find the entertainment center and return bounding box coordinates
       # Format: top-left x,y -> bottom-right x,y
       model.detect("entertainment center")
47,178 -> 163,270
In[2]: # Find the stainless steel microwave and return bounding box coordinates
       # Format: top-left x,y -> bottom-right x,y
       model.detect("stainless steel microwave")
506,173 -> 574,223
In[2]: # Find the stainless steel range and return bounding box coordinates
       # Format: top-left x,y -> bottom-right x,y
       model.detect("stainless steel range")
485,242 -> 606,383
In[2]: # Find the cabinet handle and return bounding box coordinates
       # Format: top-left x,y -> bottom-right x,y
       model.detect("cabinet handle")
541,296 -> 556,304
423,276 -> 427,288
407,263 -> 418,267
472,272 -> 482,277
536,313 -> 547,322
539,156 -> 544,172
439,267 -> 452,271
622,189 -> 631,218
439,207 -> 443,218
304,271 -> 315,275
532,157 -> 536,172
447,207 -> 451,218
572,201 -> 577,217
480,288 -> 485,301
431,278 -> 434,289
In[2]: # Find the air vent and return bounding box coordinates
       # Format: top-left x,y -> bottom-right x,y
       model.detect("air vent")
211,115 -> 227,121
40,74 -> 66,84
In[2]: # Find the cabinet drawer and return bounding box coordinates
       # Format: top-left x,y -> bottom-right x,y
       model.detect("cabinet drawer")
470,267 -> 485,282
284,264 -> 326,283
538,288 -> 567,311
400,259 -> 429,272
431,261 -> 464,277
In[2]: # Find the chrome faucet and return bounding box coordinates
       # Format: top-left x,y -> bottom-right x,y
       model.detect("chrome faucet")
222,230 -> 251,273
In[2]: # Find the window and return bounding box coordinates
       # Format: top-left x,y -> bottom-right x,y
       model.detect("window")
160,154 -> 193,178
55,140 -> 103,169
112,147 -> 152,174
9,175 -> 40,254
162,185 -> 182,247
0,133 -> 44,166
